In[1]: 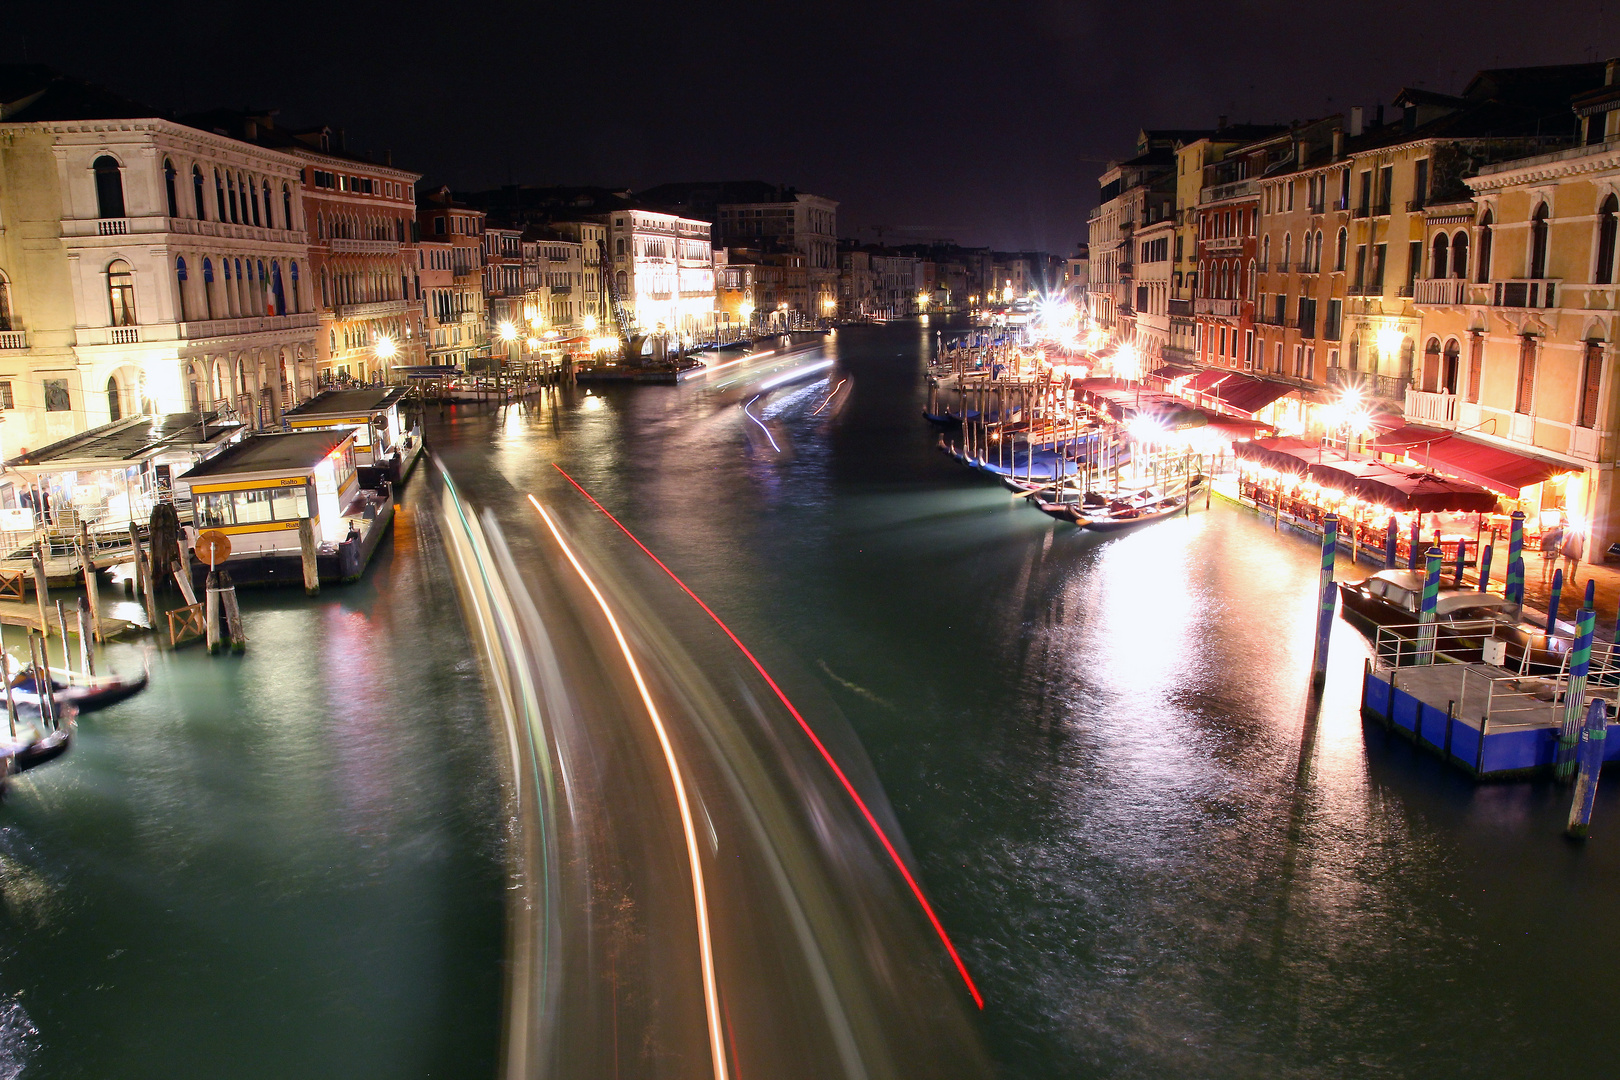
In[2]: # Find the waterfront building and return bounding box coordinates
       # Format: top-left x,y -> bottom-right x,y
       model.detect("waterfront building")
714,248 -> 757,332
418,188 -> 488,369
838,246 -> 875,320
637,182 -> 838,321
546,219 -> 609,340
0,66 -> 317,459
188,111 -> 425,388
1397,59 -> 1620,560
605,208 -> 716,344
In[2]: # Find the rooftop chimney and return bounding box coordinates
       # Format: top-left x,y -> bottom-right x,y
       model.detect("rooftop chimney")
383,149 -> 393,166
1609,58 -> 1619,86
1376,103 -> 1385,127
243,119 -> 257,140
1332,129 -> 1345,160
1350,106 -> 1364,137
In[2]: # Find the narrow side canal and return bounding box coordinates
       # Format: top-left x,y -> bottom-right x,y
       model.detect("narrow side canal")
0,485 -> 505,1078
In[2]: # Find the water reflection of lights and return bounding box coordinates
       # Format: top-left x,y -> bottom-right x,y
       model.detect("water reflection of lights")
529,495 -> 731,1080
756,358 -> 835,391
550,464 -> 985,1010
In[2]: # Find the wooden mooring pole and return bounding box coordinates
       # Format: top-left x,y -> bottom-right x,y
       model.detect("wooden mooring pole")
31,545 -> 51,639
80,523 -> 103,643
298,517 -> 320,596
76,597 -> 95,677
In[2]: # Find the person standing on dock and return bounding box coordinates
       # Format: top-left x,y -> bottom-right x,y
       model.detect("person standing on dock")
1542,521 -> 1565,585
1562,523 -> 1585,583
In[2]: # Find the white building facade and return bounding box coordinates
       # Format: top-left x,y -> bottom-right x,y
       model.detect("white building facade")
1,104 -> 315,459
606,209 -> 716,343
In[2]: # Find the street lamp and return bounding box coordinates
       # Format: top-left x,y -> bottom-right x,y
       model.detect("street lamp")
498,320 -> 518,381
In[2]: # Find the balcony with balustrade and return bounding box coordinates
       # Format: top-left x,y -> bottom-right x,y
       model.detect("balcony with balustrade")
1195,297 -> 1240,317
1492,279 -> 1560,309
0,330 -> 27,350
1413,277 -> 1466,306
1405,387 -> 1458,426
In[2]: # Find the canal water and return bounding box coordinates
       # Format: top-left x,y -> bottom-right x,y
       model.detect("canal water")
0,494 -> 505,1077
6,318 -> 1620,1077
429,320 -> 1620,1079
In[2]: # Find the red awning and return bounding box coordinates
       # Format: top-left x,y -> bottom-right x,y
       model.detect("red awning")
1211,377 -> 1294,415
1370,427 -> 1570,498
1235,437 -> 1500,512
1185,369 -> 1237,393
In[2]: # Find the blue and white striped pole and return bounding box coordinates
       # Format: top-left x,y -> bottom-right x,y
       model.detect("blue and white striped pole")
1384,516 -> 1398,569
1418,546 -> 1442,665
1506,510 -> 1526,613
1567,698 -> 1609,838
1557,607 -> 1597,782
1312,514 -> 1339,687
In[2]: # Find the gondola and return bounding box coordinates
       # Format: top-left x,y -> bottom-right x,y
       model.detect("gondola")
6,669 -> 148,718
1078,495 -> 1189,531
2,720 -> 73,774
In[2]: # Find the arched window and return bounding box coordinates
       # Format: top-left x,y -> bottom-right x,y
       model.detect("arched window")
615,238 -> 626,256
1248,260 -> 1257,299
271,260 -> 286,316
1262,234 -> 1271,267
1597,195 -> 1618,285
226,174 -> 239,223
93,155 -> 126,218
246,174 -> 260,226
1301,231 -> 1313,271
1450,231 -> 1469,279
1335,227 -> 1348,272
1313,230 -> 1323,272
215,170 -> 227,221
1529,203 -> 1550,279
1442,338 -> 1462,395
1431,234 -> 1449,279
192,165 -> 207,220
289,261 -> 300,313
283,184 -> 293,230
1398,336 -> 1415,382
164,158 -> 179,218
107,259 -> 136,326
202,257 -> 215,319
0,272 -> 11,331
1476,210 -> 1494,283
107,376 -> 122,422
1282,233 -> 1292,270
263,180 -> 273,228
257,260 -> 269,314
175,256 -> 188,321
321,268 -> 330,307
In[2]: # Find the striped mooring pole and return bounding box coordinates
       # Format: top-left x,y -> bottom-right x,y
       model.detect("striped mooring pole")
1556,607 -> 1597,782
1480,543 -> 1495,594
1453,539 -> 1467,586
1546,568 -> 1565,636
1311,514 -> 1339,687
1384,516 -> 1398,569
1409,520 -> 1422,570
1506,510 -> 1526,612
1418,546 -> 1442,665
1567,698 -> 1609,839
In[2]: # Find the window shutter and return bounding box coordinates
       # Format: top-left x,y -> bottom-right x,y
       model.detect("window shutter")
1516,337 -> 1537,414
1581,341 -> 1603,428
1466,337 -> 1483,404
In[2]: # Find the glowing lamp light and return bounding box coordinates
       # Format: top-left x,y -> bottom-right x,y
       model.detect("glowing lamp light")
498,320 -> 518,342
1128,414 -> 1166,443
526,336 -> 542,350
583,314 -> 599,332
589,336 -> 618,352
1375,325 -> 1403,357
1541,509 -> 1564,529
374,335 -> 397,360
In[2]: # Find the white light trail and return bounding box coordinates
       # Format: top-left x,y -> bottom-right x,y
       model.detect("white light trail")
743,395 -> 782,452
528,496 -> 730,1080
702,349 -> 776,376
756,358 -> 834,391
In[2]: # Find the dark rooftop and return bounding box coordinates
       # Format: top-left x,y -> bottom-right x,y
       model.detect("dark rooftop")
0,64 -> 161,123
181,431 -> 351,480
282,386 -> 410,417
9,412 -> 240,468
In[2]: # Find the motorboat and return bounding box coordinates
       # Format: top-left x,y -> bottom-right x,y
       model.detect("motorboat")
1337,569 -> 1567,672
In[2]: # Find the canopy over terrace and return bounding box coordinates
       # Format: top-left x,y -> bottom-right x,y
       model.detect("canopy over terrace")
2,411 -> 245,536
1074,377 -> 1272,443
1369,425 -> 1570,500
1235,437 -> 1499,513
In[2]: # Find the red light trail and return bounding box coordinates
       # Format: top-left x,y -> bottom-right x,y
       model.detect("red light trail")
548,463 -> 985,1010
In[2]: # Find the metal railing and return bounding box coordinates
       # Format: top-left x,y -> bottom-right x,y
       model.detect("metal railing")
1493,279 -> 1559,309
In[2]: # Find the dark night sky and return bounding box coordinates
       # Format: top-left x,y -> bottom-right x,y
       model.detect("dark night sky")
8,1 -> 1618,252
